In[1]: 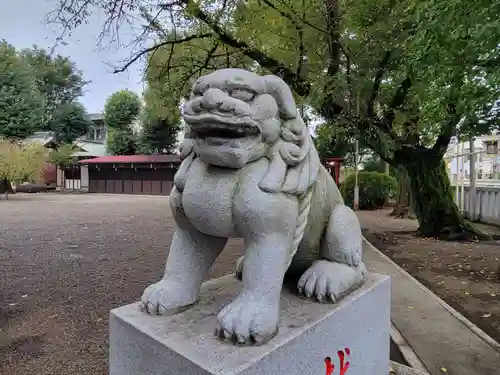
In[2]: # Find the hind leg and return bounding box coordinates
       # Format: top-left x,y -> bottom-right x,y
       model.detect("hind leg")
297,205 -> 366,302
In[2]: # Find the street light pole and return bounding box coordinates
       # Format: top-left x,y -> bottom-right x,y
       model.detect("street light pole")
353,92 -> 360,211
469,137 -> 477,220
354,139 -> 359,210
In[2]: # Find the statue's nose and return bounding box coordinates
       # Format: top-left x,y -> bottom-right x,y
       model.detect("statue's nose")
201,88 -> 226,110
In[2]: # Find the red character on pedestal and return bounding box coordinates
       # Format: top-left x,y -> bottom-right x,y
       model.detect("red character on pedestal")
324,356 -> 334,375
324,348 -> 350,375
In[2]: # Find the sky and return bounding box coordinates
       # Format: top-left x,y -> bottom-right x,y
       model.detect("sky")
0,0 -> 145,114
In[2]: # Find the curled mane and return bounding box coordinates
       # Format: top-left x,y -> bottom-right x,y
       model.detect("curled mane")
258,75 -> 320,197
173,133 -> 195,192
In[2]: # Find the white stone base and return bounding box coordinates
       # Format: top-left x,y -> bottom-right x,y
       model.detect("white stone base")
109,273 -> 391,375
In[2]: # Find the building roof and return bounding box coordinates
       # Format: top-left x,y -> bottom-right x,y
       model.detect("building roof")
88,113 -> 104,121
79,154 -> 181,164
73,141 -> 107,157
24,131 -> 58,147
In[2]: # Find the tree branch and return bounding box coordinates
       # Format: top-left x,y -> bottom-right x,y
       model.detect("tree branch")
324,0 -> 341,77
366,51 -> 392,118
260,0 -> 329,34
473,58 -> 500,69
296,0 -> 307,77
384,76 -> 412,126
113,33 -> 214,74
431,104 -> 461,156
185,0 -> 311,96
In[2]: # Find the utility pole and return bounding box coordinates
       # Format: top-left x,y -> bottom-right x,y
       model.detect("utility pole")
469,137 -> 477,220
460,144 -> 465,212
455,141 -> 461,205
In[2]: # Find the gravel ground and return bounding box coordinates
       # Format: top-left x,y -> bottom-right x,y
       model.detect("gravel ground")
0,193 -> 243,375
357,209 -> 500,344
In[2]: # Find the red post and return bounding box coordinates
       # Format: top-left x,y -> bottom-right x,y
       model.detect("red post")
323,157 -> 344,185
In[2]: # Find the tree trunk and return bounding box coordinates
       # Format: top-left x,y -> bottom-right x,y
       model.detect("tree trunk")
403,157 -> 487,240
390,172 -> 412,218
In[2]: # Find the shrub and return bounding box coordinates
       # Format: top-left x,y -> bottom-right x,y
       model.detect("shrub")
340,171 -> 397,210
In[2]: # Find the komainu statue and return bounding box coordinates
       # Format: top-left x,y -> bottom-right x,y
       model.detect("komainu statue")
141,68 -> 366,345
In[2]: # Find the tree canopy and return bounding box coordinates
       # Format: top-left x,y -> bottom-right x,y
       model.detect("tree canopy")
0,40 -> 90,141
138,84 -> 181,154
104,90 -> 141,155
0,40 -> 45,139
0,138 -> 48,184
22,46 -> 88,128
49,102 -> 92,143
104,90 -> 141,131
47,0 -> 500,238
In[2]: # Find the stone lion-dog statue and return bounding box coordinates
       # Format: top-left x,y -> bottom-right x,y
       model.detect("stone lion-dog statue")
141,68 -> 366,345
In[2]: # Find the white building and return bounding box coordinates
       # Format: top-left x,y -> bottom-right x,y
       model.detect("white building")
445,133 -> 500,183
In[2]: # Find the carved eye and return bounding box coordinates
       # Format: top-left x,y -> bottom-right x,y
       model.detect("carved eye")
230,88 -> 255,101
192,88 -> 203,97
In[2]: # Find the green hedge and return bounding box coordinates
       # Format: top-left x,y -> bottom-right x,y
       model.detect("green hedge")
340,171 -> 397,210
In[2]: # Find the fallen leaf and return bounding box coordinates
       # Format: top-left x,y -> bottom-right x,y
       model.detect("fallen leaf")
440,368 -> 447,373
408,306 -> 415,309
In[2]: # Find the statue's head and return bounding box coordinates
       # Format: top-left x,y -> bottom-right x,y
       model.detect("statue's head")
183,68 -> 299,167
181,68 -> 319,195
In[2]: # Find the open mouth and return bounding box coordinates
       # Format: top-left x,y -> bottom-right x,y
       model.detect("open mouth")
184,113 -> 260,139
192,123 -> 260,139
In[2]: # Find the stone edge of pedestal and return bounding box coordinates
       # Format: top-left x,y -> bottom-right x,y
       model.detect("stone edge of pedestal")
110,272 -> 391,375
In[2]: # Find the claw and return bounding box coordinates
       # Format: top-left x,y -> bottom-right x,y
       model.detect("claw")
236,334 -> 246,344
146,302 -> 155,314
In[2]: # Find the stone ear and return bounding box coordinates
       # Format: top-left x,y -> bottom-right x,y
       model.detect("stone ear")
261,75 -> 297,120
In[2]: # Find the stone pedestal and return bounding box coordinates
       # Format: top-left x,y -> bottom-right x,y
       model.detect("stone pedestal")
110,273 -> 391,375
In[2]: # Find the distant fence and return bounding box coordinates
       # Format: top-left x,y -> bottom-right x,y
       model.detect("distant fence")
456,186 -> 500,226
450,179 -> 500,187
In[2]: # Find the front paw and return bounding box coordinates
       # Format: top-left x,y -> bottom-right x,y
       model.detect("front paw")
141,279 -> 197,315
298,260 -> 366,303
215,294 -> 279,345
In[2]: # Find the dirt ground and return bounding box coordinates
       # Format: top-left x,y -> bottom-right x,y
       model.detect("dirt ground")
3,194 -> 497,374
0,193 -> 244,375
357,209 -> 500,344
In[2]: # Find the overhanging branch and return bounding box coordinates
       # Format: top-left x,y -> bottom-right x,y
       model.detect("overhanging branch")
324,0 -> 341,77
260,0 -> 328,34
384,76 -> 412,126
185,0 -> 311,96
366,51 -> 392,118
113,33 -> 214,73
431,104 -> 461,156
